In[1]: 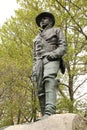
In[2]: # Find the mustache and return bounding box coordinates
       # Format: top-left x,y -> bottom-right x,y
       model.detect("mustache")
40,23 -> 45,27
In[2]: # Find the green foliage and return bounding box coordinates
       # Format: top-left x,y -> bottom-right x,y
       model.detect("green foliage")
57,97 -> 74,113
0,0 -> 87,127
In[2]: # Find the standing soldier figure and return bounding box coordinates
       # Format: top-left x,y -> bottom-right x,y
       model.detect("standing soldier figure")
33,12 -> 66,119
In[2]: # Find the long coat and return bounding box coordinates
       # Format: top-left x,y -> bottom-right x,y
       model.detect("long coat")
33,27 -> 66,75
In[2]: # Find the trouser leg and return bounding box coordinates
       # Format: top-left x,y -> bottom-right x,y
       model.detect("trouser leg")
44,76 -> 58,116
42,60 -> 60,117
38,76 -> 58,116
38,82 -> 45,116
38,60 -> 60,118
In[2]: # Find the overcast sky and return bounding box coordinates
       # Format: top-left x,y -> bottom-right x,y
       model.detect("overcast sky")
0,0 -> 19,26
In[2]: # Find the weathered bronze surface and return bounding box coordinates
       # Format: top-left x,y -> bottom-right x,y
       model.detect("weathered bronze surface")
33,12 -> 66,119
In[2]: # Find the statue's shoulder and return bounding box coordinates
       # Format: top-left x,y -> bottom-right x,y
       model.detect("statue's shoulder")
46,27 -> 60,33
47,27 -> 61,34
53,27 -> 61,32
53,27 -> 64,35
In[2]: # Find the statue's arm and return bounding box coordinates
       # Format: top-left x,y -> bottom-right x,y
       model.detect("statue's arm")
53,28 -> 67,58
46,28 -> 67,61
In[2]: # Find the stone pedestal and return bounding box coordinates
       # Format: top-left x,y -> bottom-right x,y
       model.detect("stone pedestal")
2,113 -> 87,130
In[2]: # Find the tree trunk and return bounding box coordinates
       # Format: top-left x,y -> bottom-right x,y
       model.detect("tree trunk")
17,109 -> 21,124
68,75 -> 74,113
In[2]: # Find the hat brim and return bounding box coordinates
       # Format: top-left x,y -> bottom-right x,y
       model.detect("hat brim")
36,12 -> 55,27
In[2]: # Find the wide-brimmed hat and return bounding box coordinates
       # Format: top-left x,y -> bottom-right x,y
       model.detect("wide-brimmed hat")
36,12 -> 55,27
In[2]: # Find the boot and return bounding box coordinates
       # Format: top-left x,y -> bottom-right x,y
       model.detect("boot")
44,77 -> 58,116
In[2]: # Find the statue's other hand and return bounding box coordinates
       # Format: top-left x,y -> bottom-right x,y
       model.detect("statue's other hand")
46,52 -> 58,61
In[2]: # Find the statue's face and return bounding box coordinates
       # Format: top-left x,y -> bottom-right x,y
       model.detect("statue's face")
40,17 -> 52,29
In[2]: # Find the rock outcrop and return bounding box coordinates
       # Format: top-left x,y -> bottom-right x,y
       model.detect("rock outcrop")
2,113 -> 87,130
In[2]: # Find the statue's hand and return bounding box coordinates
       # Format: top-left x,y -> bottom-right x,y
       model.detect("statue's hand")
46,52 -> 58,61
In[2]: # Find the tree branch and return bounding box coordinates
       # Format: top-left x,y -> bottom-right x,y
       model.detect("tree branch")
60,82 -> 69,88
56,0 -> 87,40
73,78 -> 87,94
58,85 -> 67,99
76,92 -> 87,100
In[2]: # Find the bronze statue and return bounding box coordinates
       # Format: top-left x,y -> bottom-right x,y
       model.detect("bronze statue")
33,12 -> 66,119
